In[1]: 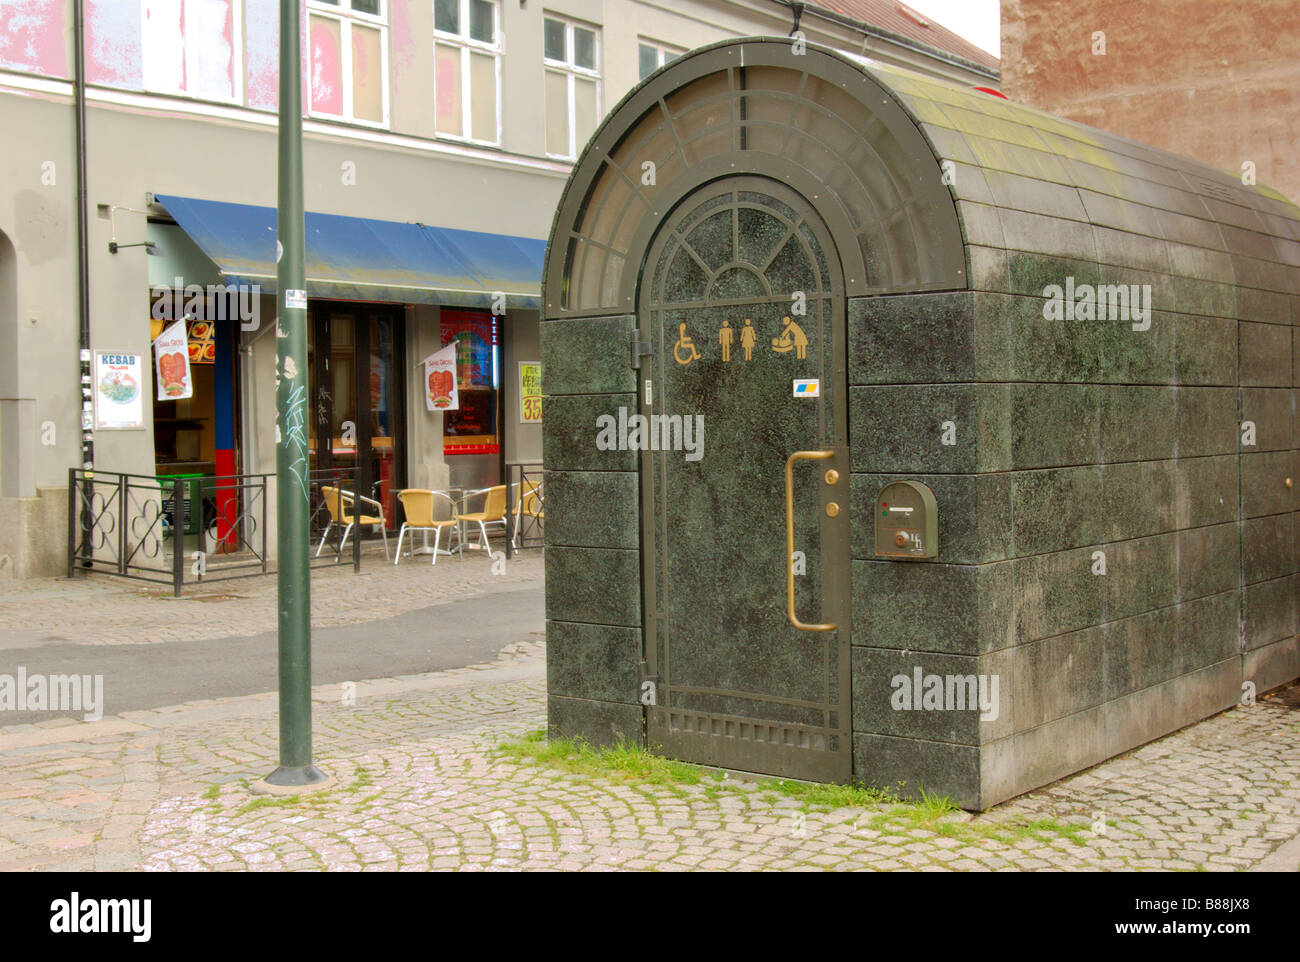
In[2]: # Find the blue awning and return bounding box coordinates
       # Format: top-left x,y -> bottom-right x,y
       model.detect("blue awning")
153,194 -> 547,311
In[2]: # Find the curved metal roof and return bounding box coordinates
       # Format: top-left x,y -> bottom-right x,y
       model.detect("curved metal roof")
544,37 -> 1300,325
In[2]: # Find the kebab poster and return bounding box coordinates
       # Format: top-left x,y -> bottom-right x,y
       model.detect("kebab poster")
424,343 -> 459,412
93,351 -> 146,429
153,320 -> 194,401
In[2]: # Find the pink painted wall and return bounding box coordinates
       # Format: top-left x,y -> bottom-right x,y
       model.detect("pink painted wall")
0,0 -> 67,77
308,13 -> 343,115
244,0 -> 278,110
84,0 -> 142,87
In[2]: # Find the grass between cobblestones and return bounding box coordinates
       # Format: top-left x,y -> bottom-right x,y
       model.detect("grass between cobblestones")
494,730 -> 1096,848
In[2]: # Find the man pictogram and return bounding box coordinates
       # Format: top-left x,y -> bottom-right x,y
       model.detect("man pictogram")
718,320 -> 734,362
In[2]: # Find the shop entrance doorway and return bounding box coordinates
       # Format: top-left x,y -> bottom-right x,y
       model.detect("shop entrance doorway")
308,304 -> 407,532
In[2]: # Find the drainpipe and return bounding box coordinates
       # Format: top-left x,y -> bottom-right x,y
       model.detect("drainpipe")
72,0 -> 92,568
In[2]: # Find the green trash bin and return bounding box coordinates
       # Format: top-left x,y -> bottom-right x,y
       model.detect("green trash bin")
158,473 -> 206,537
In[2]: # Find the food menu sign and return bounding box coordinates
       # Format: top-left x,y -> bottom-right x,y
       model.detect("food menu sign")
94,351 -> 146,430
424,343 -> 459,412
519,362 -> 542,423
153,320 -> 194,401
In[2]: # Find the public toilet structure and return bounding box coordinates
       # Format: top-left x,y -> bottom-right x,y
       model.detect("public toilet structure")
539,37 -> 1300,809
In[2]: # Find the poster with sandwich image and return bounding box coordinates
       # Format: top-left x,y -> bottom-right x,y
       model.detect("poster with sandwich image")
153,319 -> 193,401
424,343 -> 459,412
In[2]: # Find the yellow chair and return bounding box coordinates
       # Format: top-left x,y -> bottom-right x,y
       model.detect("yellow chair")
459,485 -> 508,552
512,479 -> 544,549
316,486 -> 389,560
395,489 -> 462,566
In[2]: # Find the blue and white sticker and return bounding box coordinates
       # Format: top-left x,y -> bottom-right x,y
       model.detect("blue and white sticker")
285,289 -> 308,310
793,378 -> 819,398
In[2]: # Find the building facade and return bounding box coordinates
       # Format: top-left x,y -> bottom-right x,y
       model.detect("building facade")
0,0 -> 996,577
1001,0 -> 1300,205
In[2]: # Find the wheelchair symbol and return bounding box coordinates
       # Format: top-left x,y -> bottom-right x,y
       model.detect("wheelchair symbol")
673,323 -> 702,365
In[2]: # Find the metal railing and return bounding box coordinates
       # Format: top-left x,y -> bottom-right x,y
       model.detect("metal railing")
69,468 -> 268,595
67,467 -> 386,594
505,461 -> 544,559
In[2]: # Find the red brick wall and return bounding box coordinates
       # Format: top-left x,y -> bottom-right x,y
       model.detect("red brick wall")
1001,0 -> 1300,205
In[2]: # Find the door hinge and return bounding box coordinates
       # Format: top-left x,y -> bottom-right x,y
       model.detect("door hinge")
630,329 -> 653,369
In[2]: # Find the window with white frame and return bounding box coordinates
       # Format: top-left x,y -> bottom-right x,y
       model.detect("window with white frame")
140,0 -> 243,103
434,0 -> 502,144
307,0 -> 389,126
542,14 -> 600,160
637,39 -> 683,81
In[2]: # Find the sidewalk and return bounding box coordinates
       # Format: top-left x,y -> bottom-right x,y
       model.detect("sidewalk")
1,639 -> 1297,871
0,546 -> 544,647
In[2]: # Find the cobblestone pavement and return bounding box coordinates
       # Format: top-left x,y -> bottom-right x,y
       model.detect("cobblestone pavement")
0,543 -> 542,646
1,637 -> 1297,870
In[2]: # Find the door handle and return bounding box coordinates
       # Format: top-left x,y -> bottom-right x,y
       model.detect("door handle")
784,450 -> 837,632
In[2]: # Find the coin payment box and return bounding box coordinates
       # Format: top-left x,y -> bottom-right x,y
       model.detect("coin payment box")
875,480 -> 938,560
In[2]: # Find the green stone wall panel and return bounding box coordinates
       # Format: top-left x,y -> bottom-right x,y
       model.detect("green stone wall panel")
849,292 -> 1011,384
541,394 -> 637,472
1175,387 -> 1239,458
998,209 -> 1098,263
544,546 -> 640,627
1177,523 -> 1241,602
1244,636 -> 1300,696
983,168 -> 1090,222
1165,241 -> 1235,285
1010,466 -> 1102,555
1171,275 -> 1237,319
1014,624 -> 1106,728
851,559 -> 1014,656
1101,461 -> 1177,542
851,646 -> 1011,745
1240,321 -> 1293,387
1178,591 -> 1241,673
1173,456 -> 1238,528
1242,514 -> 1296,584
548,694 -> 644,749
1241,388 -> 1292,452
1012,547 -> 1105,644
1009,385 -> 1100,469
1241,451 -> 1295,519
1243,574 -> 1298,650
546,620 -> 642,704
955,201 -> 1006,250
1105,533 -> 1179,622
1175,316 -> 1237,386
543,470 -> 638,549
848,384 -> 1011,474
1101,609 -> 1182,702
852,732 -> 982,810
1236,287 -> 1294,327
1100,387 -> 1177,462
968,245 -> 1008,293
540,315 -> 637,395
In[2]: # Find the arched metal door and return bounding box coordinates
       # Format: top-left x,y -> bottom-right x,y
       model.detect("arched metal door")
638,177 -> 851,781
